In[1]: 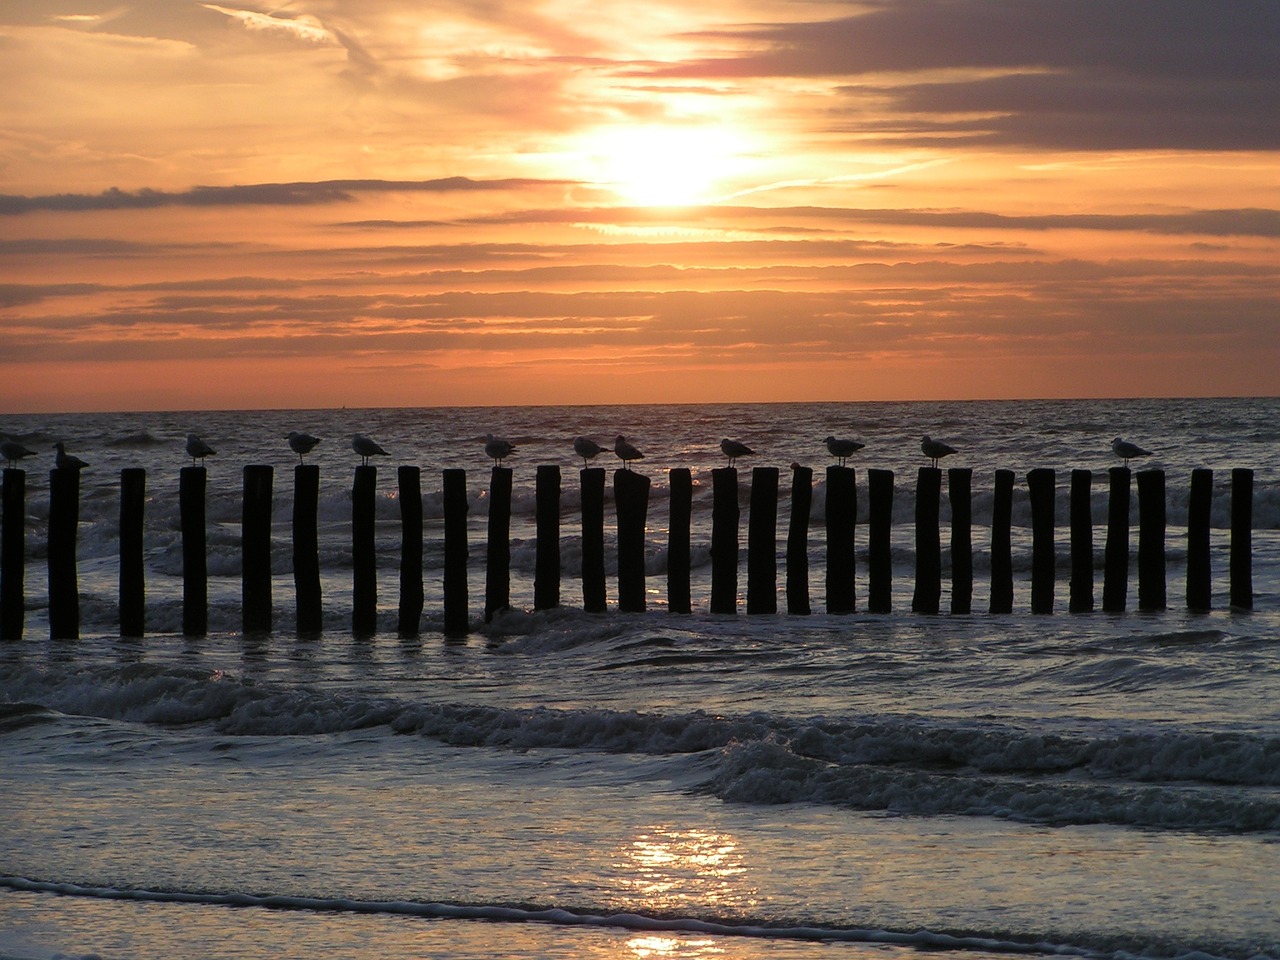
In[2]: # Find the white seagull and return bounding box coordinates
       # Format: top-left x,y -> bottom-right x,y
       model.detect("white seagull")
614,435 -> 644,469
485,433 -> 517,466
186,433 -> 216,466
351,434 -> 388,466
286,431 -> 321,463
823,436 -> 865,467
921,435 -> 957,468
573,436 -> 604,466
1,440 -> 36,469
720,438 -> 754,468
1111,437 -> 1151,466
54,442 -> 89,471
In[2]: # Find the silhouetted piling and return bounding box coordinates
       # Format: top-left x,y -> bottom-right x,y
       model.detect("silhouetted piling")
710,467 -> 739,614
0,469 -> 23,640
398,465 -> 424,636
534,465 -> 561,611
826,466 -> 857,614
484,466 -> 512,623
442,468 -> 469,636
989,469 -> 1014,614
668,468 -> 692,614
1027,468 -> 1055,614
786,465 -> 812,615
949,468 -> 973,615
912,467 -> 941,614
867,468 -> 893,613
1069,469 -> 1094,613
1186,468 -> 1213,611
48,467 -> 81,640
580,468 -> 606,613
119,468 -> 146,638
747,467 -> 779,615
352,464 -> 378,636
1231,468 -> 1253,610
615,469 -> 650,613
241,464 -> 273,635
292,465 -> 322,635
180,466 -> 208,637
1136,469 -> 1166,611
1103,467 -> 1131,612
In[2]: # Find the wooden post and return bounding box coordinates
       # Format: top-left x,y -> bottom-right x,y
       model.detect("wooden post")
484,466 -> 512,623
1230,468 -> 1253,610
867,468 -> 893,613
1069,469 -> 1094,613
1,469 -> 23,640
1027,468 -> 1055,614
352,464 -> 378,636
48,467 -> 81,640
710,467 -> 739,614
119,468 -> 146,638
989,469 -> 1014,614
580,468 -> 607,613
241,464 -> 273,635
398,465 -> 424,636
826,466 -> 857,614
615,468 -> 650,613
180,466 -> 208,637
668,468 -> 692,614
786,464 -> 812,615
747,467 -> 778,614
293,465 -> 322,636
1136,469 -> 1167,611
534,465 -> 560,611
1186,468 -> 1213,611
442,468 -> 469,637
912,467 -> 941,614
1103,467 -> 1130,612
949,468 -> 972,615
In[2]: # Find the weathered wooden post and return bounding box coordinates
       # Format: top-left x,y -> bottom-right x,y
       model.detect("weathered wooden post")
867,468 -> 893,613
241,464 -> 273,635
786,464 -> 812,615
119,468 -> 146,638
180,466 -> 208,637
747,466 -> 779,614
1186,468 -> 1213,611
989,468 -> 1014,614
615,468 -> 650,613
826,466 -> 857,614
1102,467 -> 1130,612
48,467 -> 81,640
1136,469 -> 1167,611
534,465 -> 561,611
1231,468 -> 1253,610
398,465 -> 424,636
442,468 -> 469,637
667,468 -> 692,614
1,469 -> 23,640
710,467 -> 739,614
912,467 -> 941,614
484,466 -> 512,623
1069,469 -> 1094,613
293,464 -> 322,635
1027,468 -> 1055,614
580,468 -> 607,613
352,464 -> 378,636
949,468 -> 973,615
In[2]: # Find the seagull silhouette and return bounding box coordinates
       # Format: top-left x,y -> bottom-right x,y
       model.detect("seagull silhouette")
185,434 -> 216,466
54,442 -> 89,471
1111,437 -> 1151,466
720,438 -> 753,467
351,434 -> 388,466
485,433 -> 516,466
573,436 -> 604,466
823,436 -> 865,467
614,435 -> 644,469
286,431 -> 321,463
921,435 -> 957,468
1,440 -> 36,469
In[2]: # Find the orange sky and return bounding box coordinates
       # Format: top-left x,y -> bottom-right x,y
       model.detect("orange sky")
1,0 -> 1277,412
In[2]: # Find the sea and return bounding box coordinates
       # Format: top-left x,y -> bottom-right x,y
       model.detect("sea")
1,397 -> 1278,960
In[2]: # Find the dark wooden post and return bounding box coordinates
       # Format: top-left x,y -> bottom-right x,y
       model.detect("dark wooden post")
293,465 -> 322,636
1,469 -> 24,640
180,466 -> 208,637
786,464 -> 812,615
1027,468 -> 1055,614
1103,467 -> 1131,612
534,465 -> 560,611
912,467 -> 941,614
949,468 -> 972,615
867,468 -> 893,613
989,468 -> 1014,614
747,467 -> 779,614
580,468 -> 607,613
352,464 -> 378,636
48,467 -> 81,640
119,468 -> 146,638
241,464 -> 273,635
668,468 -> 692,614
442,468 -> 469,637
1186,468 -> 1213,611
484,466 -> 512,623
1136,469 -> 1167,611
1230,468 -> 1253,610
615,468 -> 650,613
710,467 -> 739,614
398,465 -> 424,636
1069,469 -> 1094,613
826,466 -> 857,614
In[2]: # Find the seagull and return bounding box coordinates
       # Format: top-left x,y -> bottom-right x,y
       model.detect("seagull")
824,436 -> 865,467
54,442 -> 89,471
485,433 -> 516,466
573,436 -> 604,466
1112,437 -> 1151,466
921,435 -> 957,468
286,431 -> 321,463
351,433 -> 388,466
720,438 -> 753,468
1,440 -> 36,469
614,435 -> 644,469
186,433 -> 216,466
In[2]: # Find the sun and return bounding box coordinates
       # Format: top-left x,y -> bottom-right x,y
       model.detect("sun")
580,124 -> 753,206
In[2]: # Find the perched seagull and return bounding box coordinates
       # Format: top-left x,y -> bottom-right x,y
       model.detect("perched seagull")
573,436 -> 604,466
1,440 -> 37,469
286,431 -> 321,464
186,433 -> 216,466
351,433 -> 388,466
1112,437 -> 1152,466
824,436 -> 865,467
720,438 -> 754,468
614,435 -> 644,469
485,433 -> 517,466
921,435 -> 957,468
54,442 -> 89,471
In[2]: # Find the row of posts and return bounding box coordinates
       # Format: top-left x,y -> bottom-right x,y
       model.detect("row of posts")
0,462 -> 1256,641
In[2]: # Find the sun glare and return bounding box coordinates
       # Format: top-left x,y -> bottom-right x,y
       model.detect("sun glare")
582,125 -> 752,206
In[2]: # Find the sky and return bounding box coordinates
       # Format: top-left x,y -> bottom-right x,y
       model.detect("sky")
1,0 -> 1277,412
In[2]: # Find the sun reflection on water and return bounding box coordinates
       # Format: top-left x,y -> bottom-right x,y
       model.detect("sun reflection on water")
615,827 -> 756,915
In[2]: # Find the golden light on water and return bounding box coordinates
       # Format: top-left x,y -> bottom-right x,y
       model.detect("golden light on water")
617,827 -> 754,911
